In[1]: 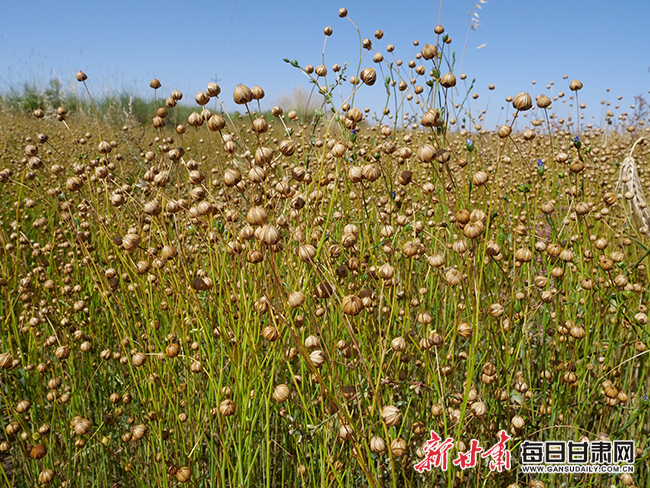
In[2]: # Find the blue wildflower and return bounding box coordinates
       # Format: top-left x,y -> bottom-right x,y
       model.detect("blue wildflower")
573,136 -> 582,149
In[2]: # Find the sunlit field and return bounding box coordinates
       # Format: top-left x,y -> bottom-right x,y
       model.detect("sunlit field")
1,8 -> 649,488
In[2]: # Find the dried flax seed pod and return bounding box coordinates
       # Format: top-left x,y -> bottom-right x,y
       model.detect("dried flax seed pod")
472,171 -> 489,186
309,350 -> 326,368
132,352 -> 146,367
536,94 -> 552,108
378,263 -> 395,280
188,112 -> 206,128
463,221 -> 484,239
360,68 -> 377,86
514,247 -> 533,262
246,206 -> 268,226
258,225 -> 280,245
176,466 -> 191,483
66,176 -> 83,191
370,436 -> 386,453
121,234 -> 141,252
362,164 -> 381,181
417,144 -> 435,162
341,295 -> 364,315
444,268 -> 463,286
421,43 -> 437,60
331,142 -> 347,158
132,424 -> 147,440
38,469 -> 55,485
168,147 -> 184,161
391,438 -> 408,457
55,345 -> 70,360
255,146 -> 273,166
510,415 -> 525,435
390,336 -> 406,352
30,444 -> 47,459
457,322 -> 472,338
540,201 -> 555,214
272,384 -> 290,403
251,86 -> 265,99
428,253 -> 445,268
488,303 -> 504,318
338,423 -> 354,441
348,166 -> 363,182
421,108 -> 440,127
0,352 -> 12,369
195,91 -> 209,106
16,400 -> 32,413
72,417 -> 92,436
252,117 -> 268,133
207,114 -> 226,132
233,84 -> 253,105
144,200 -> 162,216
569,79 -> 583,91
287,291 -> 305,309
512,92 -> 532,111
296,244 -> 316,262
262,325 -> 278,341
206,82 -> 220,97
165,343 -> 180,358
381,405 -> 401,427
603,192 -> 617,206
314,281 -> 334,299
348,107 -> 363,122
219,399 -> 235,416
223,168 -> 241,187
440,72 -> 456,88
278,139 -> 295,156
498,125 -> 511,138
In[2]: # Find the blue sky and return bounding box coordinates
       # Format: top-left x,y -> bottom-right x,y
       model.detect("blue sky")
1,0 -> 649,128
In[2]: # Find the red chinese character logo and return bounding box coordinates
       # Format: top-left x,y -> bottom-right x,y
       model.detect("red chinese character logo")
481,430 -> 512,472
453,439 -> 483,469
414,430 -> 454,472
